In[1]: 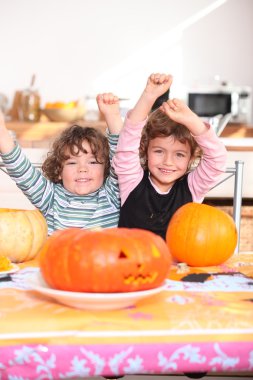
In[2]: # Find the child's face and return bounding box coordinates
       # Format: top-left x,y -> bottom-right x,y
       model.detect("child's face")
147,136 -> 192,192
60,140 -> 105,196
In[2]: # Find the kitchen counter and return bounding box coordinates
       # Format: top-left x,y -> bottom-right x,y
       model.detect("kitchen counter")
6,119 -> 107,148
6,120 -> 253,149
220,124 -> 253,138
220,124 -> 253,151
220,137 -> 253,151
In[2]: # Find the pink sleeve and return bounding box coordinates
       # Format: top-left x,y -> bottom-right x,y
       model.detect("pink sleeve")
112,113 -> 146,205
188,125 -> 228,202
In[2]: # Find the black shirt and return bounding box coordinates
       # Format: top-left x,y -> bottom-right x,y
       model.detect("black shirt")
118,170 -> 193,240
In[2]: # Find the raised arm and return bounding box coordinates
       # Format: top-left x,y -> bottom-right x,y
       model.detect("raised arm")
0,110 -> 15,154
96,93 -> 123,135
112,73 -> 173,205
129,73 -> 173,123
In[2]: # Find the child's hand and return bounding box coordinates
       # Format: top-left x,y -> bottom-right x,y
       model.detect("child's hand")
96,93 -> 121,118
160,98 -> 207,135
127,73 -> 173,124
96,93 -> 123,134
144,73 -> 173,100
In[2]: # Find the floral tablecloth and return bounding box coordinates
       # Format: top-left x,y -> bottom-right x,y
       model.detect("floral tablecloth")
0,254 -> 253,379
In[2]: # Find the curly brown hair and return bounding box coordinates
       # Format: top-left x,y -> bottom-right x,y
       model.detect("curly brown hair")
139,109 -> 202,170
42,125 -> 110,183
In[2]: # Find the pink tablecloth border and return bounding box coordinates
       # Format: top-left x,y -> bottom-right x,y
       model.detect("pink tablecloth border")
0,341 -> 253,379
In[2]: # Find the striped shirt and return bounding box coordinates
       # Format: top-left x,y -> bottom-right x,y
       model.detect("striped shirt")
1,133 -> 120,235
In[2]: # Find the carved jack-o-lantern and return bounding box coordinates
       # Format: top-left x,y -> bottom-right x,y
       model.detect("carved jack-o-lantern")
39,227 -> 172,292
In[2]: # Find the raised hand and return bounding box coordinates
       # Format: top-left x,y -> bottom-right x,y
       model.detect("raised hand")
161,98 -> 207,135
127,73 -> 173,124
96,93 -> 123,134
144,73 -> 173,100
96,93 -> 120,117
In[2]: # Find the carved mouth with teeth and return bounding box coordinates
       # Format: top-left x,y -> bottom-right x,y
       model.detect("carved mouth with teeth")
118,249 -> 161,286
124,273 -> 159,285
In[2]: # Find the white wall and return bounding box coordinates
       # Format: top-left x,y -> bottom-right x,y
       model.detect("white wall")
0,0 -> 253,120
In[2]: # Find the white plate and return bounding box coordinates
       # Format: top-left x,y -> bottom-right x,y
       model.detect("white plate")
28,272 -> 167,310
0,264 -> 19,278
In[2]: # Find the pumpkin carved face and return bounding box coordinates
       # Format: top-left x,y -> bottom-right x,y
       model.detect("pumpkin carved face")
166,203 -> 237,267
39,227 -> 172,292
0,208 -> 48,263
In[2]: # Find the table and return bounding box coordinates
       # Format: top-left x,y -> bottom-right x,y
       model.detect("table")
0,254 -> 253,379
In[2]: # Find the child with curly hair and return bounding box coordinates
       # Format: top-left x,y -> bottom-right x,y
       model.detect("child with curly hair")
0,96 -> 122,235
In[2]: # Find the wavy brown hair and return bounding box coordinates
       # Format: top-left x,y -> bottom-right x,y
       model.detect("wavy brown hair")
139,109 -> 202,170
42,125 -> 110,183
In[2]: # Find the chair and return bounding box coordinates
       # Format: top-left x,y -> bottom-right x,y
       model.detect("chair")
209,160 -> 244,254
209,112 -> 232,136
208,113 -> 244,253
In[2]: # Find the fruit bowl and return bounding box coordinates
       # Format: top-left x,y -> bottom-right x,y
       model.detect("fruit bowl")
42,101 -> 85,122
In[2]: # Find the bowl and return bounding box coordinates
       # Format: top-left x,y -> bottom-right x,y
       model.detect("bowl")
42,106 -> 85,122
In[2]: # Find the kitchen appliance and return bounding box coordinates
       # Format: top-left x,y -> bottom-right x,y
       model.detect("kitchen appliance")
188,85 -> 252,124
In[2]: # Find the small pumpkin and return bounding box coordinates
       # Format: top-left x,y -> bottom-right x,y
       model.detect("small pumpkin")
0,208 -> 48,263
39,227 -> 172,293
166,203 -> 237,267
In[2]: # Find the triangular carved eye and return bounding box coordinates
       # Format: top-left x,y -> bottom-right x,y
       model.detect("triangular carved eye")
119,251 -> 128,259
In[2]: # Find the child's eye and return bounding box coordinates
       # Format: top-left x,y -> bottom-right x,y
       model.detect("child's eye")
66,161 -> 77,165
154,149 -> 163,154
89,160 -> 100,165
176,152 -> 186,158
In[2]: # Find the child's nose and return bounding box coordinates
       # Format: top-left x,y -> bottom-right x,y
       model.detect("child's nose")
78,163 -> 88,172
163,153 -> 173,164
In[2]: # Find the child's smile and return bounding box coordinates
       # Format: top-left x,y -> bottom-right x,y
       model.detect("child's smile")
147,136 -> 191,192
60,140 -> 105,195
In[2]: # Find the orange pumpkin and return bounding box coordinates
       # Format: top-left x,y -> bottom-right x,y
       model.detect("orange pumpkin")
0,208 -> 48,263
166,203 -> 237,267
39,227 -> 172,293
